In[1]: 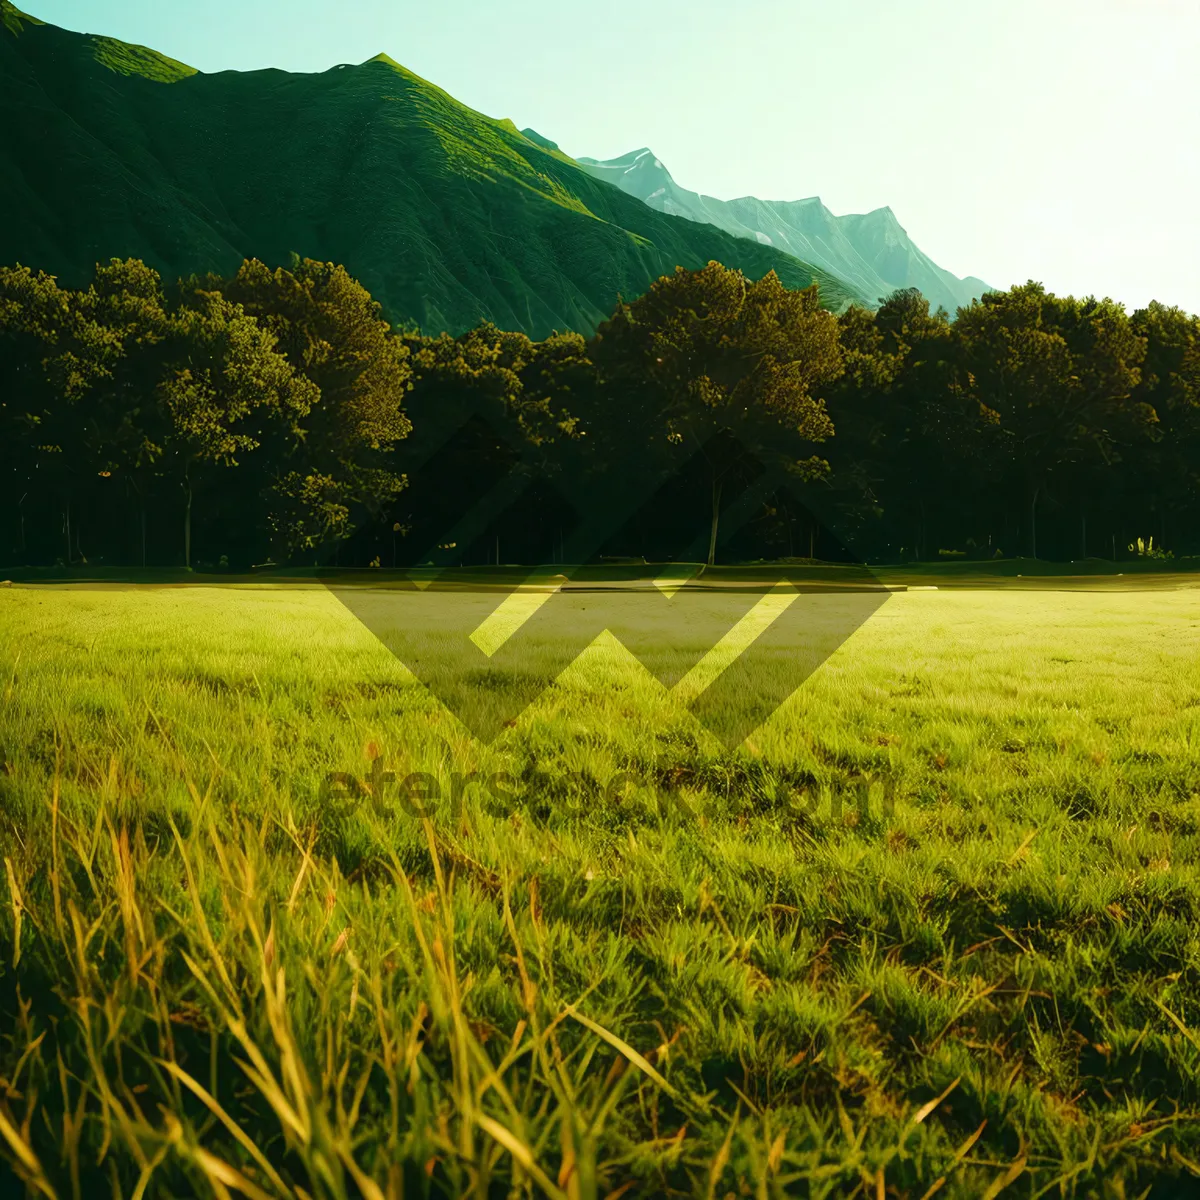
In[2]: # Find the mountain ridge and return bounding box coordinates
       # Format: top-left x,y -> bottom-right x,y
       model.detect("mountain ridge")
572,141 -> 992,315
0,1 -> 867,337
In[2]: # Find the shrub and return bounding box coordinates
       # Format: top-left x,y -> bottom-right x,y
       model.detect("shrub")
1128,536 -> 1173,560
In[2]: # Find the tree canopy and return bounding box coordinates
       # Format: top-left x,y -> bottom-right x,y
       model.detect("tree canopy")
589,263 -> 844,564
2,257 -> 1198,570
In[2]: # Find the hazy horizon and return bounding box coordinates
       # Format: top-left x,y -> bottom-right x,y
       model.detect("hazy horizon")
16,0 -> 1200,314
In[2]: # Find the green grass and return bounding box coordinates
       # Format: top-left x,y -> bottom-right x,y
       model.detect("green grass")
0,2 -> 40,36
0,5 -> 864,338
1,579 -> 1200,1197
87,35 -> 197,84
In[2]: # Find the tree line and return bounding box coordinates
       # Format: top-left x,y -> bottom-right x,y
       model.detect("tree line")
1,255 -> 1197,569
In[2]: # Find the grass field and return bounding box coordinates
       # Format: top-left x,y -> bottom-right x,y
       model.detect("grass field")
1,575 -> 1200,1198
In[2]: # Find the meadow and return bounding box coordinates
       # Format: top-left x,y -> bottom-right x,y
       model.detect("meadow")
1,572 -> 1199,1198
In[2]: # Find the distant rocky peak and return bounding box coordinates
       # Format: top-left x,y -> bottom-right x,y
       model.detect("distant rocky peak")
576,146 -> 991,314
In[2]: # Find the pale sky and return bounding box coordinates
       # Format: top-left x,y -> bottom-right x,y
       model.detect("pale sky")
20,0 -> 1200,314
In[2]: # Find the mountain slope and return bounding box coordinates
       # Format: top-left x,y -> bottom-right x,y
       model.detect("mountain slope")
0,3 -> 866,337
573,145 -> 992,315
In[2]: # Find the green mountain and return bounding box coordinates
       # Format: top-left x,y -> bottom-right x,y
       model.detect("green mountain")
0,2 -> 866,337
573,146 -> 993,316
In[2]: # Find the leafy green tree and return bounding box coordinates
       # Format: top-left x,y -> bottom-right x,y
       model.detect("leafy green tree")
3,259 -> 316,568
395,322 -> 585,564
0,260 -> 168,563
818,301 -> 902,555
403,324 -> 527,449
816,290 -> 989,562
158,288 -> 318,567
876,289 -> 999,559
1125,302 -> 1200,547
402,322 -> 580,452
193,258 -> 413,558
589,262 -> 843,565
952,282 -> 1150,558
0,265 -> 73,559
512,331 -> 588,452
67,259 -> 175,564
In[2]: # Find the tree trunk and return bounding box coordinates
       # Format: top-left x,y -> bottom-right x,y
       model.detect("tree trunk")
1030,487 -> 1039,560
128,476 -> 147,568
706,478 -> 722,568
17,493 -> 26,558
183,469 -> 193,570
1080,510 -> 1086,560
63,497 -> 72,565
